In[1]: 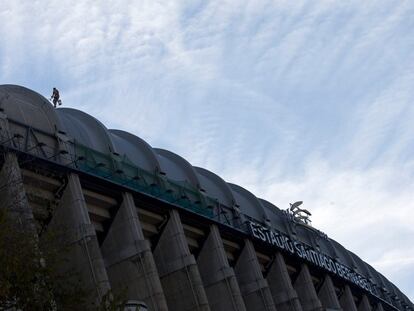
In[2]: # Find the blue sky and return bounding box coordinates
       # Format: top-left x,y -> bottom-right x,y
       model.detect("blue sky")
1,0 -> 413,301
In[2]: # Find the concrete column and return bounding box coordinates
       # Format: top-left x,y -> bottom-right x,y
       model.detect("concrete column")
101,192 -> 168,311
48,173 -> 111,307
197,224 -> 246,311
317,275 -> 342,310
234,239 -> 277,311
266,252 -> 302,311
293,264 -> 323,311
153,209 -> 210,311
374,303 -> 384,311
339,285 -> 357,311
0,152 -> 34,226
358,295 -> 372,311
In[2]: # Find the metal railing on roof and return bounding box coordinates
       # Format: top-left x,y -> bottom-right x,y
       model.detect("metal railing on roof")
0,117 -> 223,221
73,142 -> 216,218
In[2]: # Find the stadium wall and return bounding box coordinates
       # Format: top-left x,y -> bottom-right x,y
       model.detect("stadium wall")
0,84 -> 412,311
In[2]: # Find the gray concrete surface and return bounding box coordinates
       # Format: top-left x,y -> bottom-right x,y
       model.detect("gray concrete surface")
197,224 -> 246,311
339,285 -> 357,311
234,239 -> 277,311
0,152 -> 34,226
358,295 -> 372,311
375,302 -> 385,311
101,192 -> 168,310
48,173 -> 111,307
317,275 -> 342,310
294,264 -> 323,311
266,252 -> 303,311
153,209 -> 210,311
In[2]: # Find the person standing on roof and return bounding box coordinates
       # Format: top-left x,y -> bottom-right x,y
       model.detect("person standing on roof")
50,87 -> 61,108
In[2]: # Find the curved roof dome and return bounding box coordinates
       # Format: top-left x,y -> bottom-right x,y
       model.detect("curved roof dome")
0,85 -> 63,134
350,252 -> 374,279
317,237 -> 339,261
228,183 -> 269,222
109,129 -> 160,173
259,198 -> 289,234
154,148 -> 201,189
56,108 -> 115,154
330,239 -> 358,270
195,167 -> 235,208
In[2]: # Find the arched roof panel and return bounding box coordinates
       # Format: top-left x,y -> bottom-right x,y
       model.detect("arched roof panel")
56,108 -> 115,154
350,252 -> 374,278
195,167 -> 235,207
154,148 -> 200,189
0,85 -> 63,134
318,238 -> 340,262
329,239 -> 355,269
259,198 -> 288,233
228,183 -> 269,222
109,129 -> 160,173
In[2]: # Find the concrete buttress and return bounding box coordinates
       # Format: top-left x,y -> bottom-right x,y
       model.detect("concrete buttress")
48,173 -> 111,307
234,239 -> 277,311
317,275 -> 342,310
293,264 -> 323,311
101,192 -> 168,311
266,252 -> 303,311
197,224 -> 246,311
358,295 -> 372,311
0,152 -> 34,226
153,209 -> 210,311
339,285 -> 357,311
374,303 -> 384,311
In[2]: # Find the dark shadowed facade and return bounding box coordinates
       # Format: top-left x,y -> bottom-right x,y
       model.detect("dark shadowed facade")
0,84 -> 412,311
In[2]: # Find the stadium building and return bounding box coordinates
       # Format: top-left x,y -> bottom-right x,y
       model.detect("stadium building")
0,84 -> 412,311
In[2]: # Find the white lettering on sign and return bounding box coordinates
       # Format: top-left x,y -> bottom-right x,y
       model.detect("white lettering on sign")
248,221 -> 376,295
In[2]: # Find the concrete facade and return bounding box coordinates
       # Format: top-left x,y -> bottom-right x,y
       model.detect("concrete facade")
318,275 -> 342,310
0,148 -> 408,311
197,225 -> 246,311
234,239 -> 277,311
0,153 -> 33,225
293,264 -> 323,311
266,252 -> 303,311
358,295 -> 373,311
339,285 -> 358,311
48,173 -> 111,306
153,209 -> 210,311
101,192 -> 168,310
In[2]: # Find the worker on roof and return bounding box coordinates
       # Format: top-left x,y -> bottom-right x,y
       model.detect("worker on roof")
50,87 -> 61,108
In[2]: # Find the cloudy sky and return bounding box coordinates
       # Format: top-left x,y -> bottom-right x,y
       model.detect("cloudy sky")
1,0 -> 413,301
